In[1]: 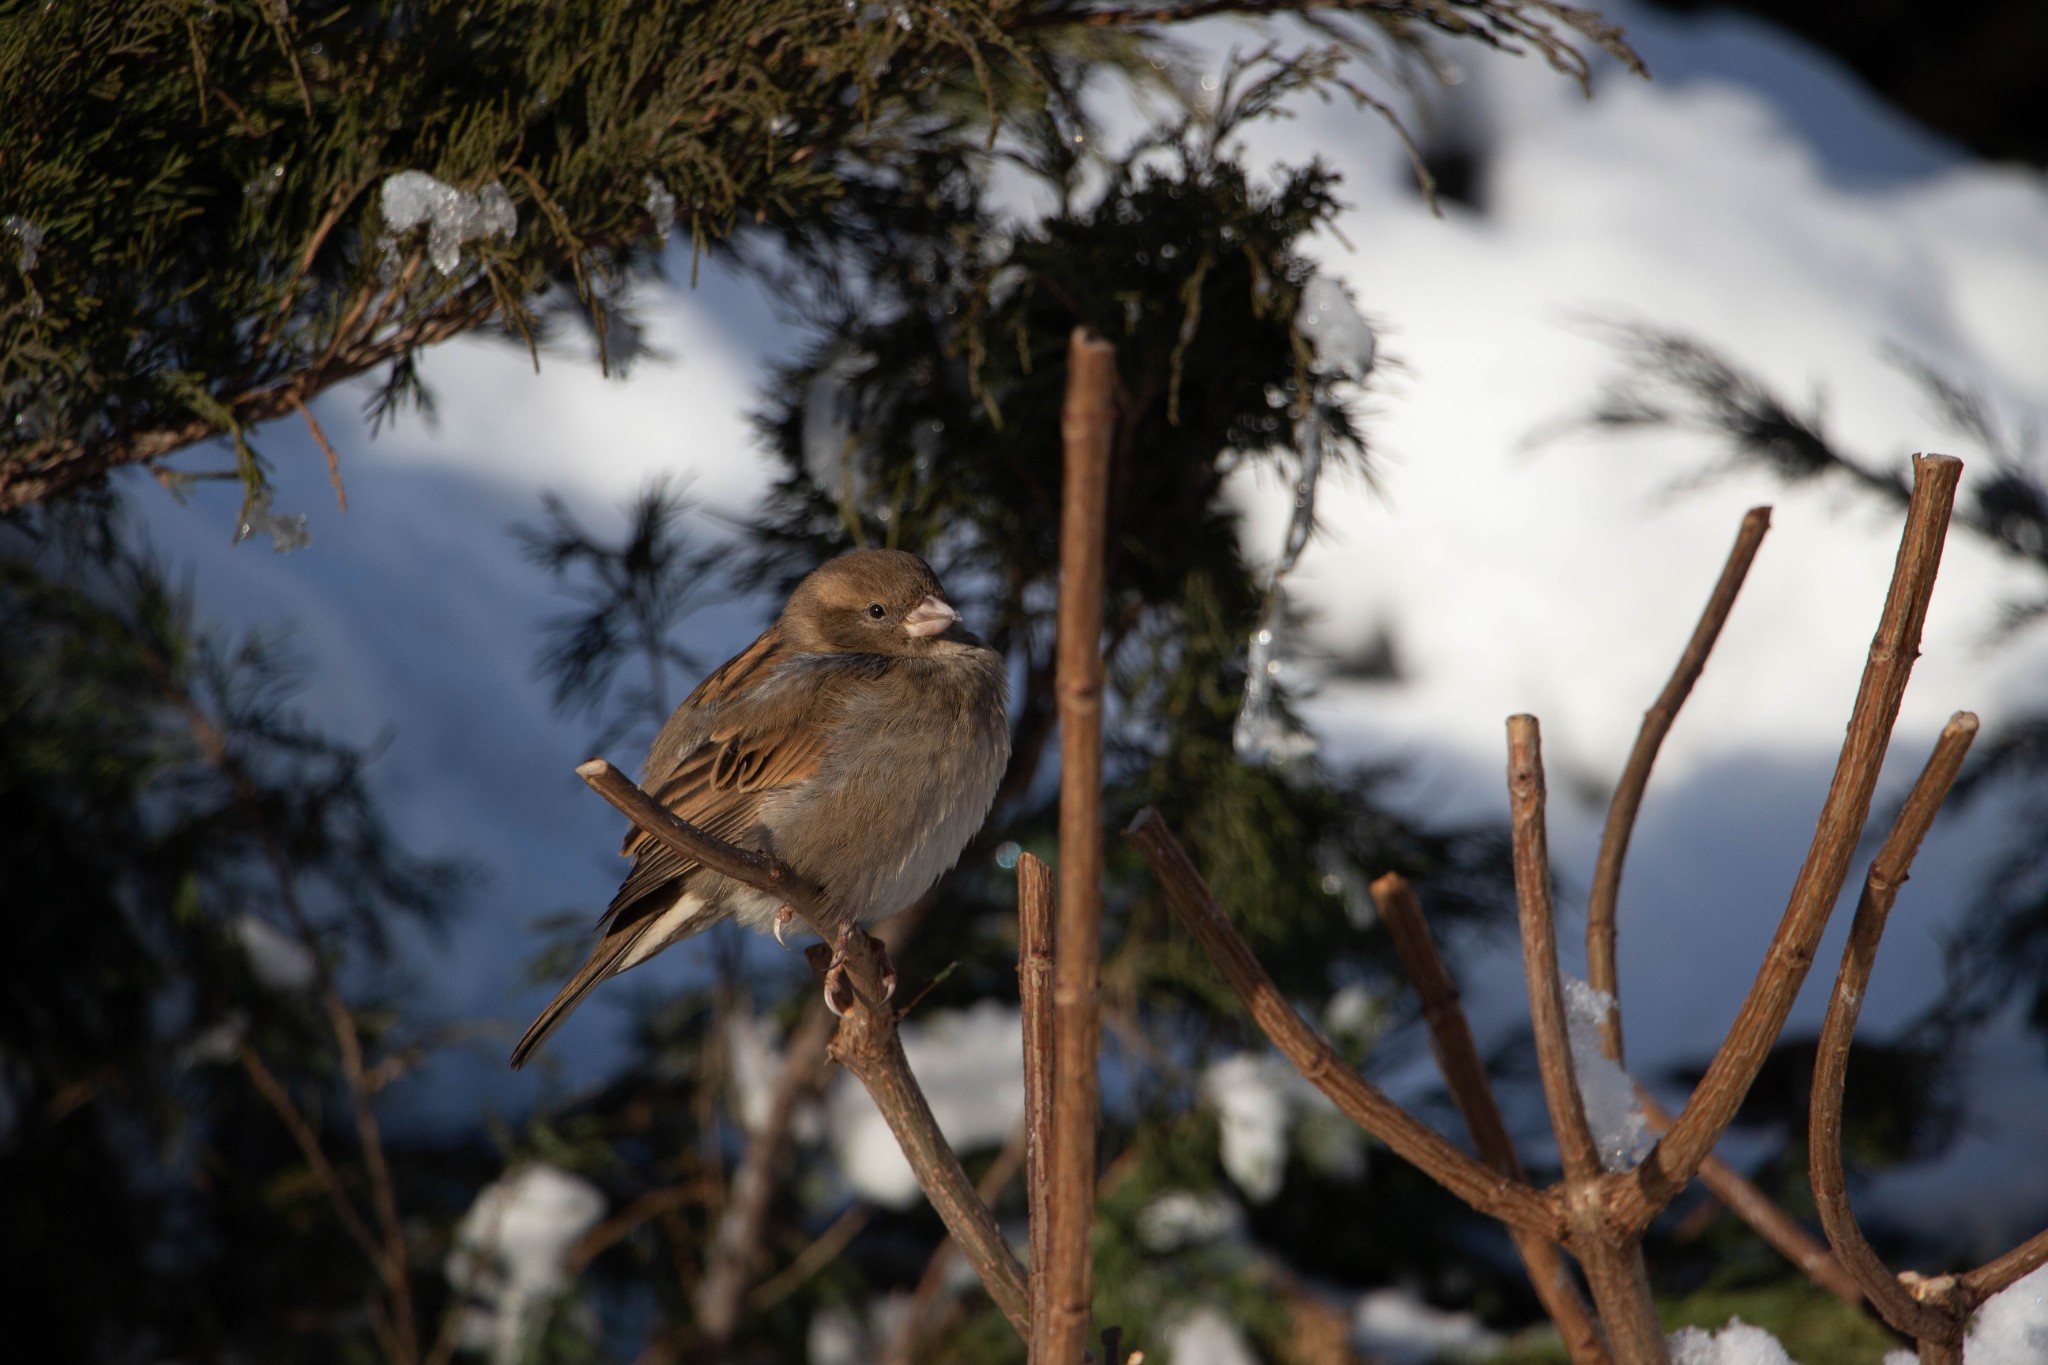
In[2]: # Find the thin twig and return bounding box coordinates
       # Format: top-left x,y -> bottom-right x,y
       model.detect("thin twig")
240,1046 -> 386,1271
574,758 -> 1028,1337
292,393 -> 349,511
1588,507 -> 1769,1064
746,1204 -> 872,1312
1617,453 -> 1963,1235
325,989 -> 420,1365
565,1183 -> 715,1277
1373,873 -> 1609,1365
1039,326 -> 1117,1365
1810,713 -> 1979,1345
1966,1225 -> 2048,1300
695,997 -> 837,1346
1126,810 -> 1563,1239
1018,852 -> 1057,1304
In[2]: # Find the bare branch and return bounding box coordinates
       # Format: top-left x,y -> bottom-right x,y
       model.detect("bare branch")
1615,453 -> 1963,1235
240,1046 -> 387,1274
883,1122 -> 1030,1365
292,393 -> 349,512
1810,713 -> 1979,1344
1126,809 -> 1564,1239
1509,718 -> 1665,1363
1509,715 -> 1603,1186
1039,326 -> 1117,1365
1018,852 -> 1057,1304
821,944 -> 1031,1336
1588,507 -> 1770,1064
1374,873 -> 1609,1365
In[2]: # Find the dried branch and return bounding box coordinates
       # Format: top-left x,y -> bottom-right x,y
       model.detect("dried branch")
1810,712 -> 1979,1347
240,1046 -> 388,1274
1126,809 -> 1564,1238
1614,453 -> 1963,1235
695,996 -> 837,1347
1509,716 -> 1603,1187
820,943 -> 1030,1336
325,988 -> 421,1365
1509,718 -> 1665,1363
292,393 -> 349,512
1039,326 -> 1117,1364
882,1122 -> 1031,1365
1588,507 -> 1770,1064
573,758 -> 1029,1337
1373,873 -> 1608,1365
1018,852 -> 1057,1303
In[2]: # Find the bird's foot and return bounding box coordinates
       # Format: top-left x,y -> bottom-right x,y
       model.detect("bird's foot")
820,927 -> 897,1017
772,905 -> 796,949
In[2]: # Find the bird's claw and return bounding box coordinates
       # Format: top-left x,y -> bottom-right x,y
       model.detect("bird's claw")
818,929 -> 897,1015
772,905 -> 796,949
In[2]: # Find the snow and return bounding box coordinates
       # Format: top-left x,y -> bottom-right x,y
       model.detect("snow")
643,175 -> 677,246
379,170 -> 518,276
234,485 -> 311,554
1352,1285 -> 1504,1363
726,1004 -> 823,1143
1203,1052 -> 1294,1202
1668,1316 -> 1800,1365
1202,1052 -> 1365,1202
1964,1262 -> 2048,1365
826,1001 -> 1023,1207
1295,275 -> 1377,382
1563,975 -> 1652,1172
1136,1190 -> 1246,1252
1164,1304 -> 1259,1365
4,214 -> 43,271
445,1163 -> 606,1365
232,914 -> 317,992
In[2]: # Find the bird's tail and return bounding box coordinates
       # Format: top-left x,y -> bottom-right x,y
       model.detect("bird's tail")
509,945 -> 626,1069
510,889 -> 723,1068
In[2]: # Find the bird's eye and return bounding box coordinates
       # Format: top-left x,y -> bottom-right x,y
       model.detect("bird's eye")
866,603 -> 886,620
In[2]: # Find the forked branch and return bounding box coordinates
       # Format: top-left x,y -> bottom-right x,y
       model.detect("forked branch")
1614,453 -> 1962,1234
1810,712 -> 1981,1353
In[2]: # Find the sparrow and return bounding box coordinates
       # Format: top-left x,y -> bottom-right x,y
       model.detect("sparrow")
511,549 -> 1011,1067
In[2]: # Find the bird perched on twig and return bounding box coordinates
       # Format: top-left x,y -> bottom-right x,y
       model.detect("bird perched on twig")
512,549 -> 1011,1068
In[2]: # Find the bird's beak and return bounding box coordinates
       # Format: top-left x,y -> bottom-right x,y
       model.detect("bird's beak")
902,595 -> 961,639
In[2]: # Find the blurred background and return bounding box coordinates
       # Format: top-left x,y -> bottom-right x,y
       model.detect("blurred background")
5,1 -> 2046,1360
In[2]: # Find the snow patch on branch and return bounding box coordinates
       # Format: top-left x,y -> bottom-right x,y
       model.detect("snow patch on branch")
379,170 -> 518,276
1564,975 -> 1652,1171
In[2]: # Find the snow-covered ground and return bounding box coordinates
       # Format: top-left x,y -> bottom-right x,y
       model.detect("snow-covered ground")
132,0 -> 2048,1304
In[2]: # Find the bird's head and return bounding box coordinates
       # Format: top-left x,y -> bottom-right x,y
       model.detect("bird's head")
783,549 -> 983,657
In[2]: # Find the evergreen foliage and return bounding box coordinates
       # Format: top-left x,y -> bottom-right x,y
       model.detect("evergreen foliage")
0,0 -> 1634,515
0,500 -> 467,1359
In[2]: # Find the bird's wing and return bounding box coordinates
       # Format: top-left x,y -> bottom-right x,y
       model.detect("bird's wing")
603,645 -> 885,928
